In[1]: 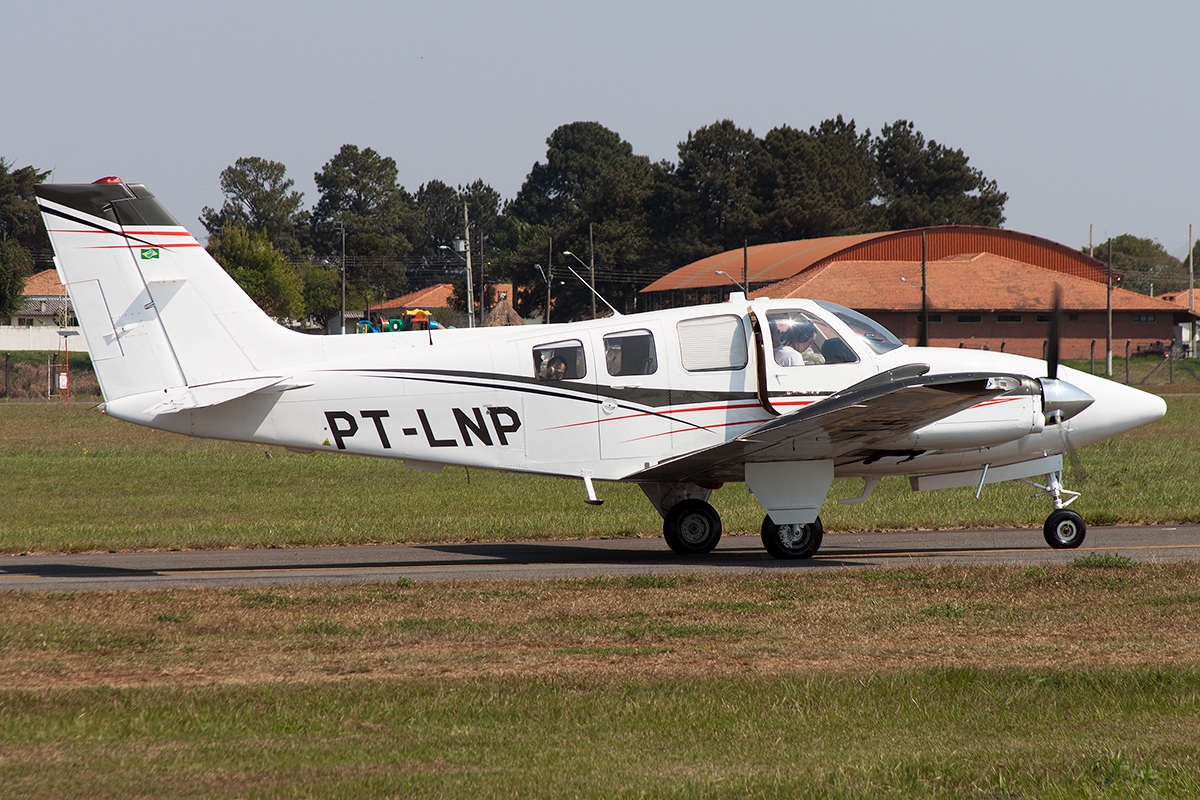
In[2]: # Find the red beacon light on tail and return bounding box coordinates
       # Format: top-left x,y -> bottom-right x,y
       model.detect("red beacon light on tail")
92,176 -> 123,184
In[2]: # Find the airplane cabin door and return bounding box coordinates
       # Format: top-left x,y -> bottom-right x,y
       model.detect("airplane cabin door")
749,300 -> 874,415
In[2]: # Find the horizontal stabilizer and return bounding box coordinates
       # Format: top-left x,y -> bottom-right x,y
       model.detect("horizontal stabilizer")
143,376 -> 289,415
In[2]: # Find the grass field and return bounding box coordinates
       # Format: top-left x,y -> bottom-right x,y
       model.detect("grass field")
3,384 -> 1200,796
0,391 -> 1197,554
3,564 -> 1200,797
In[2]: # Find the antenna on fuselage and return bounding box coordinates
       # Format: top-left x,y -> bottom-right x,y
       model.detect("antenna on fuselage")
561,251 -> 622,317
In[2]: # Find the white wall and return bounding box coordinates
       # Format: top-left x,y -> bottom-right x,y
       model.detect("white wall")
0,327 -> 88,353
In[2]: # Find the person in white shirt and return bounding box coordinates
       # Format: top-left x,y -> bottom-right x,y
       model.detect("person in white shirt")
773,318 -> 824,366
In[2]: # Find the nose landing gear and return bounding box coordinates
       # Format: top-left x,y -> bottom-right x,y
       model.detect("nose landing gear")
1024,470 -> 1086,549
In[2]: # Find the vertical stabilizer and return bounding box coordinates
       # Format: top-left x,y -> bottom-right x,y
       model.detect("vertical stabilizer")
36,180 -> 312,403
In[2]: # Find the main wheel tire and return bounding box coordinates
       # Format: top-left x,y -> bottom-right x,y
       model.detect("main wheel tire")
761,515 -> 823,559
663,499 -> 722,555
1043,509 -> 1086,549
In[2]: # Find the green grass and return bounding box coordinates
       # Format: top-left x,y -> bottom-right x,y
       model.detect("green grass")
1063,356 -> 1200,387
1,396 -> 1198,553
1,561 -> 1200,797
2,671 -> 1199,798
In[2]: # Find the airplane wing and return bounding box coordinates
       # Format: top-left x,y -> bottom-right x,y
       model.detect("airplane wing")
629,365 -> 1023,484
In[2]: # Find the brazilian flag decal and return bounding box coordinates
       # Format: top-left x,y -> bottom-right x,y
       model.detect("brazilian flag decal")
140,248 -> 160,259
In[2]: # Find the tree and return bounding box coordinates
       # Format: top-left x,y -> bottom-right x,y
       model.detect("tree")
310,144 -> 414,299
1089,234 -> 1186,296
655,120 -> 765,261
758,116 -> 878,241
298,262 -> 341,330
510,122 -> 656,320
0,238 -> 31,320
207,224 -> 304,320
0,158 -> 50,318
200,157 -> 307,258
412,179 -> 464,263
872,120 -> 1007,229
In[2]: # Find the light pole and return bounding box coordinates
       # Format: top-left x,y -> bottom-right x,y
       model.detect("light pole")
714,270 -> 747,295
333,221 -> 346,334
562,250 -> 596,319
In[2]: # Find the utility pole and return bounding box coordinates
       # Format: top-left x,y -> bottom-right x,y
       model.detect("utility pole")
463,202 -> 474,328
1180,225 -> 1190,359
1106,240 -> 1113,376
546,238 -> 553,325
919,230 -> 928,347
743,239 -> 749,295
589,223 -> 596,320
336,221 -> 346,334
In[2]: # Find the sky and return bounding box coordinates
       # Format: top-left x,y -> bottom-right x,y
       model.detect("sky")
5,1 -> 1199,258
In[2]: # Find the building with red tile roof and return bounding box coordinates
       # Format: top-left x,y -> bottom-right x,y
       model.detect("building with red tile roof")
5,269 -> 71,327
756,253 -> 1195,359
641,226 -> 1108,304
640,227 -> 1198,361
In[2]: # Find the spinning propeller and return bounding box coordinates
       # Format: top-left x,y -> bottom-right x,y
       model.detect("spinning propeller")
1040,284 -> 1092,481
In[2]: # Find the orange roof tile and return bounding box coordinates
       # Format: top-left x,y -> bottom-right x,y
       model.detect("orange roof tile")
756,253 -> 1195,315
22,269 -> 65,296
642,226 -> 1109,293
642,236 -> 880,292
377,283 -> 514,311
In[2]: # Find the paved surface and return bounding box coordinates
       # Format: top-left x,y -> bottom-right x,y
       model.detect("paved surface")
1,525 -> 1199,591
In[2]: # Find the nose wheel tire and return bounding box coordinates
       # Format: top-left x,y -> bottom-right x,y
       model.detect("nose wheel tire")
761,515 -> 823,559
1044,509 -> 1086,549
663,499 -> 722,555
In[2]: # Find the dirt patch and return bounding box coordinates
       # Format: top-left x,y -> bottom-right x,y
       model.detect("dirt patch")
2,564 -> 1198,690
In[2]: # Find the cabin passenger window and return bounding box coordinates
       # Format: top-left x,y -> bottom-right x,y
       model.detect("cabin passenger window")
677,315 -> 748,372
533,340 -> 587,380
604,330 -> 657,377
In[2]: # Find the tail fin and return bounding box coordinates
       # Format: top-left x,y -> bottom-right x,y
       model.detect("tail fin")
36,180 -> 313,403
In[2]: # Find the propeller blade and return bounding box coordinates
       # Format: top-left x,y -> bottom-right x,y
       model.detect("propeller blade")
1047,284 -> 1061,380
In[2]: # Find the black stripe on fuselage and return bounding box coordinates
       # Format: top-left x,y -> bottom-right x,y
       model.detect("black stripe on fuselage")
326,368 -> 783,434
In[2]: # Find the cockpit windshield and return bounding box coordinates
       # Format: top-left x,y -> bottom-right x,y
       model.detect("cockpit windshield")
814,301 -> 904,355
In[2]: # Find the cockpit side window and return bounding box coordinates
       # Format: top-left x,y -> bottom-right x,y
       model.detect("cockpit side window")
604,330 -> 657,377
766,310 -> 859,366
815,300 -> 904,355
534,340 -> 587,380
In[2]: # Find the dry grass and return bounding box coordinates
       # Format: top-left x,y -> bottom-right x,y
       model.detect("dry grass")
2,562 -> 1197,691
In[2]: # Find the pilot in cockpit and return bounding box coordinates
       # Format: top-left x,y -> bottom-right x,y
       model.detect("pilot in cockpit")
773,318 -> 825,366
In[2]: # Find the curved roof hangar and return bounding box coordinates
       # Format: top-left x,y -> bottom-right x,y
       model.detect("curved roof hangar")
640,226 -> 1109,294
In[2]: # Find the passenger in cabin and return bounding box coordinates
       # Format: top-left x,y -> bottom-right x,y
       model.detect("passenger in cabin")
544,356 -> 568,380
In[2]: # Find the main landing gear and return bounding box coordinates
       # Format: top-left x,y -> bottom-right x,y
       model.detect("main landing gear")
1026,469 -> 1086,549
663,499 -> 722,554
761,515 -> 823,559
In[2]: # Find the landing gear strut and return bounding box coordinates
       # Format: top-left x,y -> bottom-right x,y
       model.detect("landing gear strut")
761,515 -> 823,559
663,499 -> 722,554
1026,470 -> 1086,549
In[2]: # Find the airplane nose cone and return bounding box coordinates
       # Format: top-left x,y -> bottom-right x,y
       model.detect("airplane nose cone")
1069,378 -> 1166,444
1129,387 -> 1167,427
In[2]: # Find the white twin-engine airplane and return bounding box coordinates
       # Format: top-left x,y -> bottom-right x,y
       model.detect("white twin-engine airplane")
36,179 -> 1167,558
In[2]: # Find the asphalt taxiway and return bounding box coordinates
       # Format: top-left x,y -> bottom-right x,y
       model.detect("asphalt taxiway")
1,525 -> 1199,591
